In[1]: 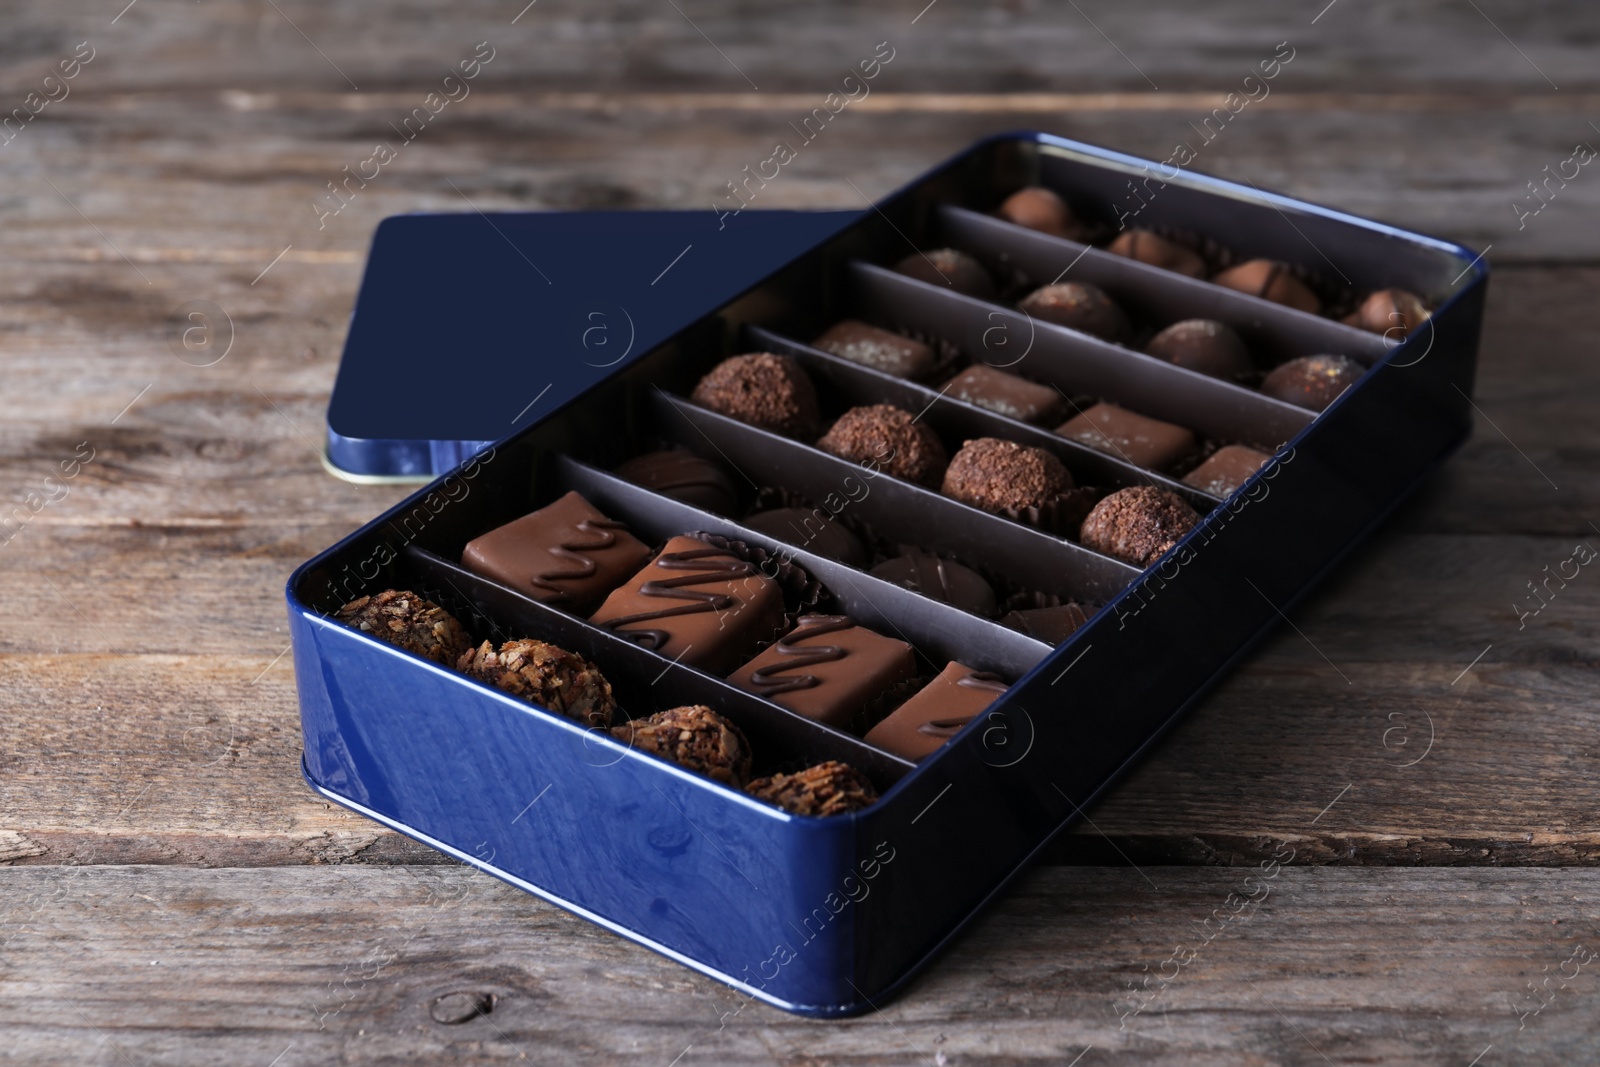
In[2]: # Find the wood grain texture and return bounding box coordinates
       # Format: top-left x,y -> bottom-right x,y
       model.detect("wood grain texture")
4,864 -> 1600,1065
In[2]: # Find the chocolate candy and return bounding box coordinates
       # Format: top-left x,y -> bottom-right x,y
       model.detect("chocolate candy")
611,705 -> 752,787
1182,444 -> 1272,497
1000,603 -> 1091,645
943,364 -> 1063,425
893,248 -> 996,300
743,507 -> 868,567
870,549 -> 997,618
812,320 -> 937,380
1106,229 -> 1207,279
745,760 -> 879,817
1261,354 -> 1363,412
1211,260 -> 1320,315
1144,319 -> 1253,381
942,437 -> 1074,515
816,403 -> 948,488
1017,282 -> 1131,344
336,589 -> 474,666
461,491 -> 655,614
726,615 -> 916,729
996,186 -> 1080,239
458,637 -> 618,729
1079,486 -> 1201,567
1055,402 -> 1196,472
862,661 -> 1008,762
1343,288 -> 1429,338
589,535 -> 784,673
690,353 -> 820,439
615,449 -> 739,515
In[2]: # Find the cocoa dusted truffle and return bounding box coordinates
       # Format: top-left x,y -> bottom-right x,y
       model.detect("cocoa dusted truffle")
816,403 -> 948,488
1144,319 -> 1254,381
1017,282 -> 1131,344
336,589 -> 474,666
941,437 -> 1074,515
458,638 -> 619,729
996,186 -> 1081,239
893,248 -> 996,300
690,353 -> 820,439
1211,260 -> 1320,315
611,705 -> 752,787
615,449 -> 739,515
812,319 -> 937,380
1079,486 -> 1201,567
1261,354 -> 1364,412
746,760 -> 879,817
1343,288 -> 1429,338
1106,229 -> 1208,279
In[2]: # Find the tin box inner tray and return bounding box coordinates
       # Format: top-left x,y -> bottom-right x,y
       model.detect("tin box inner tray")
288,132 -> 1488,1017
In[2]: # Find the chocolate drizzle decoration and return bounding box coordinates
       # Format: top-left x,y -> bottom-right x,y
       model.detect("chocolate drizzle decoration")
915,672 -> 1005,737
530,517 -> 630,601
599,547 -> 757,650
746,615 -> 854,696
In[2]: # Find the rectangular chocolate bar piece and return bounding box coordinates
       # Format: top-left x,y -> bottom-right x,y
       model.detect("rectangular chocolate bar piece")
1055,401 -> 1196,472
461,490 -> 654,615
812,319 -> 936,379
863,661 -> 1008,761
589,535 -> 784,674
1182,444 -> 1272,497
943,364 -> 1063,425
726,615 -> 916,730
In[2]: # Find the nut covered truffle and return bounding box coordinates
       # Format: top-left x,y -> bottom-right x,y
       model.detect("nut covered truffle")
893,248 -> 996,299
610,705 -> 753,787
817,403 -> 949,487
336,590 -> 474,666
1017,282 -> 1131,344
745,760 -> 879,817
942,437 -> 1074,514
690,353 -> 820,439
1261,354 -> 1364,412
458,638 -> 619,729
1079,486 -> 1201,568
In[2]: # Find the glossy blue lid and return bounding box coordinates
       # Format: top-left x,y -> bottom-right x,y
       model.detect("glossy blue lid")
326,209 -> 862,478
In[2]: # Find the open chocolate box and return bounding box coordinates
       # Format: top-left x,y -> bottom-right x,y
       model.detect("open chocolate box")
288,132 -> 1488,1016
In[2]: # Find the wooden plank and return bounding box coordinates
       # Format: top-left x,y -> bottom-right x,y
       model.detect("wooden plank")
3,863 -> 1599,1064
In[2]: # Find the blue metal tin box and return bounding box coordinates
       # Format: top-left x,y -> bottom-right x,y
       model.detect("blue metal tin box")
289,132 -> 1487,1016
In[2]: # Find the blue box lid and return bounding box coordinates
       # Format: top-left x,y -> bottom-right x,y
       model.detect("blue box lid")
325,209 -> 862,480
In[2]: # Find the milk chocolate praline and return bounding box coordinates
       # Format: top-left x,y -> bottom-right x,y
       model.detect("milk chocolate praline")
746,761 -> 879,817
611,705 -> 752,787
997,186 -> 1081,239
1017,282 -> 1131,344
1079,486 -> 1201,568
870,550 -> 997,618
743,507 -> 868,567
615,449 -> 739,515
1343,288 -> 1429,338
1144,319 -> 1253,381
690,353 -> 820,438
1106,229 -> 1208,279
942,437 -> 1073,514
336,590 -> 474,666
458,637 -> 618,729
816,404 -> 948,488
1261,354 -> 1364,412
893,248 -> 995,299
1211,260 -> 1320,315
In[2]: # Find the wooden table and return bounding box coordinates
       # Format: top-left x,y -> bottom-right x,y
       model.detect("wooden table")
4,2 -> 1599,1062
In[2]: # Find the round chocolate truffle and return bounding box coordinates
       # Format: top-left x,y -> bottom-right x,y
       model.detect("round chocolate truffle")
816,403 -> 948,487
1106,229 -> 1207,279
690,353 -> 820,439
893,248 -> 996,300
1079,486 -> 1201,568
1017,282 -> 1131,344
1261,354 -> 1364,412
1144,319 -> 1254,381
611,705 -> 753,787
1211,260 -> 1320,315
458,638 -> 619,729
615,449 -> 738,514
746,760 -> 879,817
1343,288 -> 1429,338
997,186 -> 1080,239
942,437 -> 1074,515
744,507 -> 868,567
870,550 -> 997,617
336,589 -> 474,666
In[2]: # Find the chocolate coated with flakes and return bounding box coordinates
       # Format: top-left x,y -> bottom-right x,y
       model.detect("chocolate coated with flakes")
746,760 -> 879,817
611,705 -> 752,787
943,364 -> 1064,425
812,320 -> 937,379
817,404 -> 948,487
336,590 -> 474,666
1079,486 -> 1201,567
1261,354 -> 1364,412
458,638 -> 619,729
941,437 -> 1073,514
691,353 -> 820,439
